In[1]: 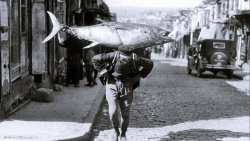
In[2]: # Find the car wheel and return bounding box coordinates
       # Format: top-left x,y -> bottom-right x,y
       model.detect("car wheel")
213,71 -> 218,76
197,68 -> 203,77
227,70 -> 233,79
187,63 -> 192,74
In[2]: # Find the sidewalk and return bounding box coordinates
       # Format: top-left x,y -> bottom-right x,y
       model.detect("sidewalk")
0,53 -> 248,141
0,79 -> 105,141
151,53 -> 250,80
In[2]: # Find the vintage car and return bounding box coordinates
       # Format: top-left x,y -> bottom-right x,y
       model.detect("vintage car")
187,39 -> 236,79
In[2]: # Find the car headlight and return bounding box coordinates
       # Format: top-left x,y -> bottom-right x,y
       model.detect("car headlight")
202,57 -> 208,63
217,62 -> 222,66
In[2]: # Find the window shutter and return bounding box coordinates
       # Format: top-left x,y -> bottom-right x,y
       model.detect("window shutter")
0,0 -> 11,98
31,0 -> 46,74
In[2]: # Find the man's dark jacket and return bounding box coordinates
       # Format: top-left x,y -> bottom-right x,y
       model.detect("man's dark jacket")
92,52 -> 154,80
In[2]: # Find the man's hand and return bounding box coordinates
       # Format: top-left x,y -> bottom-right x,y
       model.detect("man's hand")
58,32 -> 65,44
128,75 -> 141,86
99,68 -> 110,79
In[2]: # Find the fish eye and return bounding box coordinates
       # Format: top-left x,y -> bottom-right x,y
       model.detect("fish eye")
161,32 -> 166,37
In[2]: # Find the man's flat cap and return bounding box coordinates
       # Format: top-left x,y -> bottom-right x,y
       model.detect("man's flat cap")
118,45 -> 134,54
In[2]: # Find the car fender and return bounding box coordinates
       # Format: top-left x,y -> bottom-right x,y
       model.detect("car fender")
188,57 -> 196,69
196,58 -> 204,69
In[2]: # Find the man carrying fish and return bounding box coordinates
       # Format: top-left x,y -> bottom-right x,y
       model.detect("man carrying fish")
41,12 -> 173,141
92,45 -> 154,141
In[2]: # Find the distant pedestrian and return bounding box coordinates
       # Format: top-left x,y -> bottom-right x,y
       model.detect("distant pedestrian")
187,45 -> 197,60
58,35 -> 84,87
173,46 -> 178,58
83,48 -> 97,86
92,45 -> 154,141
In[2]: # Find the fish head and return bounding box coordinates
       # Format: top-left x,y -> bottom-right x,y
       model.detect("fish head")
145,26 -> 174,44
156,28 -> 174,43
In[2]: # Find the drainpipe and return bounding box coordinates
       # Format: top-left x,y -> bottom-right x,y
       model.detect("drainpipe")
237,35 -> 242,66
190,32 -> 193,46
245,32 -> 249,63
75,0 -> 82,14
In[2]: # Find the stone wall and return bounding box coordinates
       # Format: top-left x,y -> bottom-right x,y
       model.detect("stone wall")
1,75 -> 34,116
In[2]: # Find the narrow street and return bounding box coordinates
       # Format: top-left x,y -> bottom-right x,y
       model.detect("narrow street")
90,54 -> 250,141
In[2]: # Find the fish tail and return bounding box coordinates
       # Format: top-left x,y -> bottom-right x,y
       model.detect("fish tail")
42,11 -> 66,43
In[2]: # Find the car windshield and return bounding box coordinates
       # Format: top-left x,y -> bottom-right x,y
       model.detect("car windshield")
213,42 -> 225,49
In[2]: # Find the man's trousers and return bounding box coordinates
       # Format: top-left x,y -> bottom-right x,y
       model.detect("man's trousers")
105,78 -> 134,132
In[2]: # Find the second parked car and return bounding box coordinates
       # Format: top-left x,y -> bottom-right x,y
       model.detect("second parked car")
187,39 -> 236,79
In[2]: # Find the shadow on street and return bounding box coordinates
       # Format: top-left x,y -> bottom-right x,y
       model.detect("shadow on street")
91,60 -> 249,140
160,129 -> 250,141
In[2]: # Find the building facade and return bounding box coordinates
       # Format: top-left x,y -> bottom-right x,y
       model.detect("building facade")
173,0 -> 249,70
0,0 -> 111,116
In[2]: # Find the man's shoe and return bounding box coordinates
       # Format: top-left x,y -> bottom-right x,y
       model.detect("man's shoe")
84,83 -> 92,86
120,136 -> 127,141
93,81 -> 97,85
74,84 -> 80,87
111,134 -> 119,141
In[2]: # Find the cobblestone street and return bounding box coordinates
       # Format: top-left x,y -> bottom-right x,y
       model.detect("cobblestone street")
90,57 -> 250,141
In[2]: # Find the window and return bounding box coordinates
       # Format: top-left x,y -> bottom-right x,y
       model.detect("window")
229,25 -> 235,40
21,7 -> 27,32
213,42 -> 225,49
218,3 -> 221,19
21,0 -> 27,33
11,0 -> 20,69
10,0 -> 29,81
205,10 -> 210,27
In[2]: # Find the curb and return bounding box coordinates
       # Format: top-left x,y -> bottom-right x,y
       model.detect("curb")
233,74 -> 250,80
60,86 -> 106,141
83,86 -> 106,140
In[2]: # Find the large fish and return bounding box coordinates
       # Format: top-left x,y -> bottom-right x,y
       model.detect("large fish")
42,11 -> 174,49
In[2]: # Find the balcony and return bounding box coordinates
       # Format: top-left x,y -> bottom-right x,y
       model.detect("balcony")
228,0 -> 250,15
229,9 -> 250,15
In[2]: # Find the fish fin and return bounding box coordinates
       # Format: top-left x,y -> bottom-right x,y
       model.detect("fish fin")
82,42 -> 99,49
42,11 -> 62,43
115,23 -> 138,30
96,18 -> 107,23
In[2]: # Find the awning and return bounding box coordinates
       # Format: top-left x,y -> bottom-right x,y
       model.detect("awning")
210,18 -> 241,25
209,18 -> 228,24
197,24 -> 217,41
175,29 -> 190,41
197,21 -> 237,42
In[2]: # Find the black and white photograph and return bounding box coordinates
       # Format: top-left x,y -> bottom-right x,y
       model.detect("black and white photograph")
0,0 -> 249,140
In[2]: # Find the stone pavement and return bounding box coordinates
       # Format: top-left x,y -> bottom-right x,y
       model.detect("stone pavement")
90,53 -> 250,141
152,53 -> 249,96
92,103 -> 249,141
150,53 -> 250,81
0,79 -> 106,141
